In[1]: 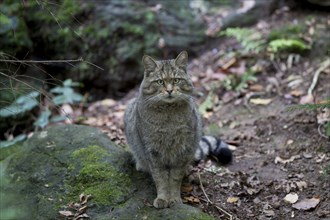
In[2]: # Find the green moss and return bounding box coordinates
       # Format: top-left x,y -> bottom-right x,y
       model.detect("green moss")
66,145 -> 132,206
268,24 -> 306,41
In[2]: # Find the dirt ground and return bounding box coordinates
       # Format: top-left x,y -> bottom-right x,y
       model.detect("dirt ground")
79,7 -> 330,220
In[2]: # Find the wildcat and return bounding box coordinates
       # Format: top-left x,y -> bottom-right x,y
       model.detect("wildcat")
124,51 -> 232,208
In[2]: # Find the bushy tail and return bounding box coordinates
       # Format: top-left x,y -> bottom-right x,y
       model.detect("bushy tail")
194,136 -> 233,165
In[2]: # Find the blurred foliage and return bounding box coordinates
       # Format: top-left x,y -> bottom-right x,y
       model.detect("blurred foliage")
220,28 -> 265,53
50,79 -> 83,105
0,0 -> 207,97
268,39 -> 310,53
268,24 -> 306,41
199,92 -> 215,115
0,134 -> 26,149
223,70 -> 257,92
0,78 -> 83,147
220,25 -> 310,55
0,1 -> 33,53
0,91 -> 39,118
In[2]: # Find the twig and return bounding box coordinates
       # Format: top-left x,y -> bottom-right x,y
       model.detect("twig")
0,57 -> 104,70
197,171 -> 233,220
307,59 -> 330,96
0,58 -> 83,64
197,171 -> 211,204
318,124 -> 328,139
199,197 -> 233,220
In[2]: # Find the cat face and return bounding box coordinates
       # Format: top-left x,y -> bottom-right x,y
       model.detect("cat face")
140,51 -> 194,105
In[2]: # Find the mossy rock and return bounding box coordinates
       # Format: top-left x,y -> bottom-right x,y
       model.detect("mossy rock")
0,125 -> 213,219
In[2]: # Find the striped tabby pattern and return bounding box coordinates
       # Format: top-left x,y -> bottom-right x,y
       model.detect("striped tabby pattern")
124,51 -> 232,209
196,136 -> 232,164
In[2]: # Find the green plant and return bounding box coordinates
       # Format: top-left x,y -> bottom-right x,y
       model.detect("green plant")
0,79 -> 84,147
50,79 -> 83,105
268,39 -> 310,53
220,28 -> 265,53
0,91 -> 39,118
268,24 -> 305,41
223,70 -> 257,92
220,27 -> 310,56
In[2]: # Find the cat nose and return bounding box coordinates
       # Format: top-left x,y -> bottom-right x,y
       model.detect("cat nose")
166,90 -> 173,95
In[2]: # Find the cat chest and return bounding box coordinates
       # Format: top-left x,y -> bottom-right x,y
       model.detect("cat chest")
142,119 -> 197,150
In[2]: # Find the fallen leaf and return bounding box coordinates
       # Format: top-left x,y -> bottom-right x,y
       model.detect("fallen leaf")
283,193 -> 299,204
300,94 -> 314,104
78,205 -> 88,213
227,196 -> 239,203
286,139 -> 294,145
303,153 -> 313,159
100,99 -> 116,106
79,193 -> 86,203
263,209 -> 275,217
246,187 -> 260,195
250,98 -> 272,105
249,84 -> 264,92
290,89 -> 304,97
183,196 -> 200,204
316,153 -> 326,163
181,183 -> 193,193
274,155 -> 300,164
75,213 -> 90,219
222,57 -> 237,70
292,197 -> 320,210
59,210 -> 74,217
296,181 -> 307,191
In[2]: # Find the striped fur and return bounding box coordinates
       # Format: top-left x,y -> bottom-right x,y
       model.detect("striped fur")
195,136 -> 232,165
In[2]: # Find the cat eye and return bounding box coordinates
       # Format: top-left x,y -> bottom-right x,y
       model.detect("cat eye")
156,79 -> 164,85
173,78 -> 181,84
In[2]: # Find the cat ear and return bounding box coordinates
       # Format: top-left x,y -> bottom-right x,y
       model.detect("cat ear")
175,51 -> 188,68
142,55 -> 157,72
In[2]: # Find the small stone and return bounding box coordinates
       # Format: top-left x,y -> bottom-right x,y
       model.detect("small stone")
303,153 -> 313,159
283,192 -> 299,204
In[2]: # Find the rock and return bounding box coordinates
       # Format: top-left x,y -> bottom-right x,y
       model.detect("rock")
0,125 -> 213,220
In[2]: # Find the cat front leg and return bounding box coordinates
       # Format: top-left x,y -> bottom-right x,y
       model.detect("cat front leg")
168,167 -> 185,206
150,167 -> 170,208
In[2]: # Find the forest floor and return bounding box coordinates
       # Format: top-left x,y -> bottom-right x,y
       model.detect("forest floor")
78,7 -> 329,220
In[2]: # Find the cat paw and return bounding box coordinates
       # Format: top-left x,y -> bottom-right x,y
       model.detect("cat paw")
153,197 -> 169,209
168,197 -> 182,207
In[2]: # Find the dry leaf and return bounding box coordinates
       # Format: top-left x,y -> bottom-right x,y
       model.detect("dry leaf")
79,193 -> 86,203
303,153 -> 313,159
59,210 -> 74,217
78,205 -> 88,213
263,209 -> 275,217
296,181 -> 307,191
283,193 -> 299,204
181,183 -> 193,193
183,196 -> 200,204
100,99 -> 116,106
222,57 -> 237,70
227,196 -> 239,203
250,98 -> 272,105
299,94 -> 314,104
249,84 -> 264,92
292,197 -> 320,210
274,155 -> 300,164
290,89 -> 304,97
